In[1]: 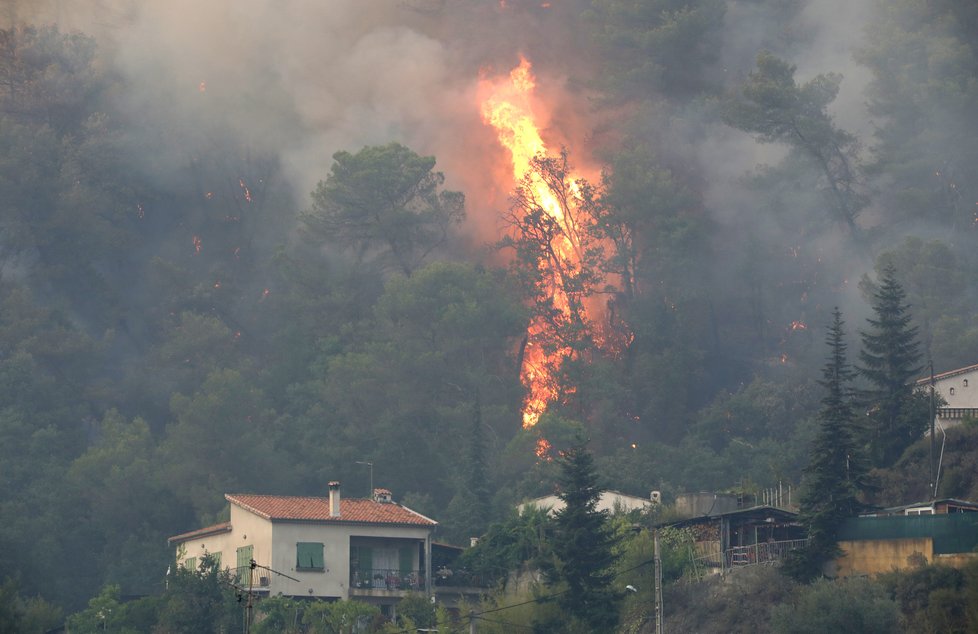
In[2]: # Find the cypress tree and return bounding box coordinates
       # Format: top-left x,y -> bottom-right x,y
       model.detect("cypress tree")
545,437 -> 621,631
859,264 -> 926,467
789,309 -> 868,580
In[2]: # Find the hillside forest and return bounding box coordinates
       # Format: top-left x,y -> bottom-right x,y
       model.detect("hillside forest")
2,0 -> 978,630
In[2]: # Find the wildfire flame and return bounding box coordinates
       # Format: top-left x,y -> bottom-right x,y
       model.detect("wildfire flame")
480,57 -> 601,428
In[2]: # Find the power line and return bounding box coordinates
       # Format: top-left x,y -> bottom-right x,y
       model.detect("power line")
475,615 -> 537,630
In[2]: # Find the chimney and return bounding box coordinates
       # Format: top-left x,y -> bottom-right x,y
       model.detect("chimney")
328,481 -> 341,517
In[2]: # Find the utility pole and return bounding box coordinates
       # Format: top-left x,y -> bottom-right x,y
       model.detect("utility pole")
929,360 -> 936,499
469,610 -> 477,634
653,529 -> 664,634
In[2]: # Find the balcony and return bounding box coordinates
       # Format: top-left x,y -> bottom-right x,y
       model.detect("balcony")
350,568 -> 424,593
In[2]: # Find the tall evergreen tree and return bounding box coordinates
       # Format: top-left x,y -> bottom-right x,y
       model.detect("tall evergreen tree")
859,265 -> 926,467
543,437 -> 621,632
788,309 -> 868,580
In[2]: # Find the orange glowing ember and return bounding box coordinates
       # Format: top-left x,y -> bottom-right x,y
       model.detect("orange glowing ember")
535,437 -> 552,459
790,320 -> 807,331
192,235 -> 202,254
239,178 -> 253,203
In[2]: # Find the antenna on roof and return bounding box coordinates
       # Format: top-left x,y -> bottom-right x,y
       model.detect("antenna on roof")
356,460 -> 374,498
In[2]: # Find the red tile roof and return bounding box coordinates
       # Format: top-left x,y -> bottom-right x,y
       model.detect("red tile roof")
915,363 -> 978,386
225,494 -> 437,527
168,521 -> 232,544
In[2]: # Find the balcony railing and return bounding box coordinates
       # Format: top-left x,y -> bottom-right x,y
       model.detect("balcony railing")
432,568 -> 491,588
350,568 -> 424,591
691,538 -> 808,574
725,539 -> 809,567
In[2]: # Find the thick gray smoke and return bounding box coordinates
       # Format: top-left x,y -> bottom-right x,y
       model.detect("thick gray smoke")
18,0 -> 878,266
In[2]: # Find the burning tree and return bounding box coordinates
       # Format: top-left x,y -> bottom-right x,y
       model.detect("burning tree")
481,57 -> 631,430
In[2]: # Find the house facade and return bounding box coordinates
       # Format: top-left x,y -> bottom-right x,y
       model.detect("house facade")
168,483 -> 437,608
915,363 -> 978,428
835,499 -> 978,576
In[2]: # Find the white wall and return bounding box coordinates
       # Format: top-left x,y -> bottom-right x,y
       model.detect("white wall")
174,506 -> 432,599
935,367 -> 978,409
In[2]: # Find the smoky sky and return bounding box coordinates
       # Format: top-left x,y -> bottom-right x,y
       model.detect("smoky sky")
21,0 -> 879,268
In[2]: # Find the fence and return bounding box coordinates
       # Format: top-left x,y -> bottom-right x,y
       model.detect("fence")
690,538 -> 807,576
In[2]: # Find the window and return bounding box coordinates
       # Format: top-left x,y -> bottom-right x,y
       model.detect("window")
950,387 -> 956,395
964,379 -> 969,388
236,545 -> 253,584
296,542 -> 325,571
184,556 -> 197,571
201,551 -> 222,570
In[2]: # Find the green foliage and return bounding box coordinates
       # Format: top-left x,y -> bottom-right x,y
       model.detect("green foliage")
152,558 -> 243,634
770,577 -> 900,633
586,0 -> 727,100
457,506 -> 554,587
392,593 -> 435,630
294,598 -> 380,634
543,437 -> 621,631
788,310 -> 869,580
309,599 -> 381,634
723,51 -> 866,234
659,566 -> 797,633
303,143 -> 464,276
0,578 -> 62,634
859,264 -> 926,467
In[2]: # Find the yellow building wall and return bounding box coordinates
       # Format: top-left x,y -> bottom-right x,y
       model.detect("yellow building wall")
836,538 -> 933,576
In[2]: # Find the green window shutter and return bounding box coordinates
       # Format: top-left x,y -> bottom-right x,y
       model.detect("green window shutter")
399,546 -> 413,574
184,557 -> 197,571
296,542 -> 324,570
236,545 -> 253,584
211,552 -> 222,568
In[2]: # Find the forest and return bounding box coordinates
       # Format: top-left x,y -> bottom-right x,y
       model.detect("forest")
1,0 -> 978,631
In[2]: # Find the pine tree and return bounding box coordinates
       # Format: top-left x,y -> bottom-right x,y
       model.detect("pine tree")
859,264 -> 926,467
788,309 -> 868,580
544,437 -> 621,631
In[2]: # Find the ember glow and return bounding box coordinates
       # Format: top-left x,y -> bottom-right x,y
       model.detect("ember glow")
239,178 -> 252,203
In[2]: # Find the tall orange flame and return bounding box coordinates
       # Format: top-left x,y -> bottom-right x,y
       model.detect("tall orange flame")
480,57 -> 591,428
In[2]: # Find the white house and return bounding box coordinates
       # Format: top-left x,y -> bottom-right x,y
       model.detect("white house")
517,490 -> 656,516
168,482 -> 437,609
915,363 -> 978,428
